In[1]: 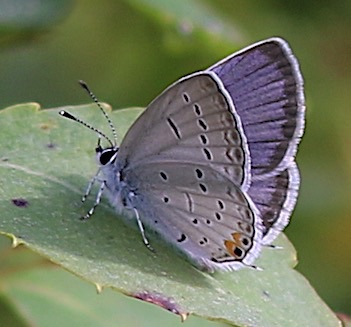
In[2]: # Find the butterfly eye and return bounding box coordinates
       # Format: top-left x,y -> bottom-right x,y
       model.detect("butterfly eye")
99,148 -> 118,165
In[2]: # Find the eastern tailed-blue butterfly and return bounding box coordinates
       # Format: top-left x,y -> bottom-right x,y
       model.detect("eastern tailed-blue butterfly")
60,37 -> 305,272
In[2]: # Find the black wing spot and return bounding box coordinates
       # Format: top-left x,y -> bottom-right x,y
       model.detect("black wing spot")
199,237 -> 208,245
193,103 -> 201,116
198,119 -> 208,131
184,192 -> 194,212
182,92 -> 190,103
195,168 -> 203,179
217,200 -> 225,210
242,237 -> 250,246
203,148 -> 212,160
177,233 -> 187,243
159,171 -> 168,181
199,134 -> 208,145
167,117 -> 181,139
234,247 -> 243,258
199,183 -> 207,193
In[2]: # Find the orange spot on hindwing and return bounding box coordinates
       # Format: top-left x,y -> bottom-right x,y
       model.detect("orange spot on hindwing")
224,232 -> 244,259
232,232 -> 242,246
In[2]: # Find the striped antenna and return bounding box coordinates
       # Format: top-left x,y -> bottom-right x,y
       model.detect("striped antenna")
78,80 -> 118,145
59,110 -> 114,147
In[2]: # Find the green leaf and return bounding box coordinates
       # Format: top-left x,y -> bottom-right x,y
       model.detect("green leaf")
0,103 -> 341,327
0,0 -> 73,30
0,236 -> 218,327
126,0 -> 245,50
0,0 -> 73,48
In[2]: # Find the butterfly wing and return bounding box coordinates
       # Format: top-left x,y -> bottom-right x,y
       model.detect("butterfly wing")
209,37 -> 305,177
209,38 -> 305,242
248,164 -> 299,244
113,73 -> 263,270
124,162 -> 262,272
117,73 -> 251,189
107,38 -> 304,269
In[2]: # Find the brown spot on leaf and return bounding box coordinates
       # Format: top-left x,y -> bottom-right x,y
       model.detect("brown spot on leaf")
11,198 -> 29,208
133,291 -> 188,322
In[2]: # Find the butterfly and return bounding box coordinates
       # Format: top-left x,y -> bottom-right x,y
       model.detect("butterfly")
60,37 -> 305,272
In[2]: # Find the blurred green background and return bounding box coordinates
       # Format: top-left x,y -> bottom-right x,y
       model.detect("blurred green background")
0,0 -> 350,325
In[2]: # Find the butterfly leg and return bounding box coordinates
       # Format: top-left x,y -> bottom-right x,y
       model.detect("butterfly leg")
81,180 -> 106,220
132,208 -> 154,252
82,168 -> 101,203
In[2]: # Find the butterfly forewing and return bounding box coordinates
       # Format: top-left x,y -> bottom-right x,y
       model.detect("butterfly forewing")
117,73 -> 250,188
209,38 -> 305,177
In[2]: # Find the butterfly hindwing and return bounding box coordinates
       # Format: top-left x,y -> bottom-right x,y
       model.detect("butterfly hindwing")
248,164 -> 300,244
124,162 -> 262,271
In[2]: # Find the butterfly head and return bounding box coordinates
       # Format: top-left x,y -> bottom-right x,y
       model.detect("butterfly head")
96,143 -> 119,166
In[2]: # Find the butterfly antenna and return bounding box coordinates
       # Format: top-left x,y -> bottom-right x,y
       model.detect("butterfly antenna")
59,110 -> 114,147
78,80 -> 118,145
